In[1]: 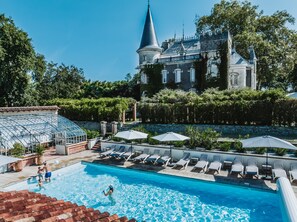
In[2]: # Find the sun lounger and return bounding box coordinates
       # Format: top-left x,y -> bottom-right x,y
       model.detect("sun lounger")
145,149 -> 161,163
289,163 -> 297,183
245,158 -> 259,178
119,147 -> 135,161
193,154 -> 209,172
109,146 -> 126,158
230,157 -> 244,176
155,150 -> 171,166
133,148 -> 150,163
207,155 -> 222,174
173,152 -> 191,170
272,161 -> 287,180
99,145 -> 117,158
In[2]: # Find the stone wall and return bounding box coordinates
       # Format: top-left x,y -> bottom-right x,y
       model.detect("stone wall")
67,141 -> 87,155
120,123 -> 297,140
73,121 -> 100,130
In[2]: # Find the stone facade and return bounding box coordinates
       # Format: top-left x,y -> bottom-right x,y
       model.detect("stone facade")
137,5 -> 257,94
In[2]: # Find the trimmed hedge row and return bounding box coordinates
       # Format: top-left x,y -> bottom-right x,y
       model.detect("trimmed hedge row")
139,99 -> 297,126
45,98 -> 135,122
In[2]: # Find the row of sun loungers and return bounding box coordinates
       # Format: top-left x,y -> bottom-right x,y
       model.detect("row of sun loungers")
99,146 -> 297,182
176,154 -> 297,182
100,146 -> 172,166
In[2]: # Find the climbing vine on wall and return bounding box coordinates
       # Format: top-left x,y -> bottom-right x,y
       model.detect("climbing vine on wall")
141,64 -> 164,97
218,42 -> 229,90
194,54 -> 208,92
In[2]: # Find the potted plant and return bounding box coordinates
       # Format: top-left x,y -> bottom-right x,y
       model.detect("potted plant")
35,144 -> 45,165
10,143 -> 25,171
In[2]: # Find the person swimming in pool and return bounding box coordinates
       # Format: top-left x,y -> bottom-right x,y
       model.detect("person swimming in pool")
103,185 -> 114,196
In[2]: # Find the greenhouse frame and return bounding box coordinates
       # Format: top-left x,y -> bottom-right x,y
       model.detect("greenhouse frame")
0,113 -> 87,155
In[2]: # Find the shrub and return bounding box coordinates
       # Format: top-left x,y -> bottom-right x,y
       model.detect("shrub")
172,141 -> 184,148
83,129 -> 100,139
185,126 -> 220,150
218,142 -> 231,151
275,148 -> 287,156
254,147 -> 266,155
233,142 -> 246,153
148,136 -> 160,145
35,144 -> 45,156
10,143 -> 25,158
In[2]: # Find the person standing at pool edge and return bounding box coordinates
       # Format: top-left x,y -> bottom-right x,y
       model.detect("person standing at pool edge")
43,162 -> 52,182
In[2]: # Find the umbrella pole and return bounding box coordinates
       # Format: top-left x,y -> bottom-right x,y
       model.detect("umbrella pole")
265,149 -> 268,178
170,145 -> 172,164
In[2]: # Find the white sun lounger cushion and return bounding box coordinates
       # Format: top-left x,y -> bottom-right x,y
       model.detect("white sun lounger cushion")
194,161 -> 208,169
273,169 -> 287,179
208,162 -> 222,171
289,170 -> 297,182
246,165 -> 258,175
231,164 -> 243,173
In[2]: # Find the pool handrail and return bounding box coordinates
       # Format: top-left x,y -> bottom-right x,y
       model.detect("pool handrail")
277,177 -> 297,222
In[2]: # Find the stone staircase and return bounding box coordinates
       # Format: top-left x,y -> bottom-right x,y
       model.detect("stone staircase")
91,141 -> 101,152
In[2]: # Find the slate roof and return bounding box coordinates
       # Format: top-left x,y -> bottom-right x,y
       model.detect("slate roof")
162,38 -> 200,56
0,190 -> 135,222
0,106 -> 59,113
138,5 -> 160,50
230,49 -> 249,65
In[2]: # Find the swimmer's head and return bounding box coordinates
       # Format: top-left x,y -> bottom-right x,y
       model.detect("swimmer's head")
109,185 -> 113,190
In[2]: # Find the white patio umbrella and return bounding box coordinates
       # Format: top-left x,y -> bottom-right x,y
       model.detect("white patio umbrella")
152,132 -> 190,163
0,155 -> 22,167
114,130 -> 148,151
240,135 -> 297,177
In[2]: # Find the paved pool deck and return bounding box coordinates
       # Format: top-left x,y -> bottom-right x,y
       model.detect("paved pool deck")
1,150 -> 297,198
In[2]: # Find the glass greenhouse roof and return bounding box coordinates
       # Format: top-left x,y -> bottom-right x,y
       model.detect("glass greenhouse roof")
0,113 -> 86,149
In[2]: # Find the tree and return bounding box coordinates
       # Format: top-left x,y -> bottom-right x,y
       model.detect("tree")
37,62 -> 85,101
289,63 -> 297,91
196,0 -> 297,89
80,73 -> 140,100
0,14 -> 36,106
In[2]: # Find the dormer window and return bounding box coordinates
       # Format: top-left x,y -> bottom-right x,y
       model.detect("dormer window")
161,69 -> 168,84
174,68 -> 181,83
190,68 -> 195,82
141,73 -> 148,84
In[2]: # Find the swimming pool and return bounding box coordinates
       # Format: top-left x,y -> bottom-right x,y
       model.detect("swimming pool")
6,162 -> 283,221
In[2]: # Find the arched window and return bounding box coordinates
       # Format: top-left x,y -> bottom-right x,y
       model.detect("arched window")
175,68 -> 181,83
161,69 -> 168,84
141,73 -> 148,84
230,73 -> 239,86
190,68 -> 195,82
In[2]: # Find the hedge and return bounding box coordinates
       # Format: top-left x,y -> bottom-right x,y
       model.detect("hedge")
139,99 -> 297,126
44,98 -> 135,122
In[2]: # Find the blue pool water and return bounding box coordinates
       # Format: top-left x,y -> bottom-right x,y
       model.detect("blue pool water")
7,162 -> 283,221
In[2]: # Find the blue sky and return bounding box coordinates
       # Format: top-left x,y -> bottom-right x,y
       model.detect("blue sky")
1,0 -> 297,81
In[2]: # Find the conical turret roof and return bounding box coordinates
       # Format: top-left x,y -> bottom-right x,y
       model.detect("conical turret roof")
138,5 -> 160,50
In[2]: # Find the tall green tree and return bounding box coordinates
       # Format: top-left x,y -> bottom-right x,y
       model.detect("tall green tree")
196,0 -> 297,89
37,62 -> 85,101
80,73 -> 140,100
0,14 -> 36,106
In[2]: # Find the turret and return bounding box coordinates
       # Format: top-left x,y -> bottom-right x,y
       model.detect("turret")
137,4 -> 162,66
